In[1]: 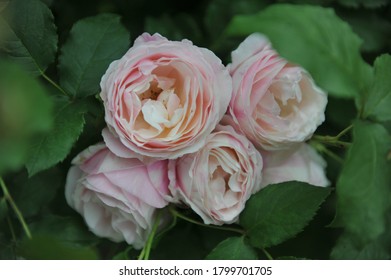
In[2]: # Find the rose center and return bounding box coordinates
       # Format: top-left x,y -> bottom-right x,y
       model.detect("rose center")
139,81 -> 162,101
140,80 -> 184,133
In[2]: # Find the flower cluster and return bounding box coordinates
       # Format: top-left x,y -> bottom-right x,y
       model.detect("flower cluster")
65,33 -> 328,249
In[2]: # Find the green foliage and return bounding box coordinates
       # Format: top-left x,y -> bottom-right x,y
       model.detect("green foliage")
338,0 -> 390,8
25,99 -> 88,176
342,12 -> 391,53
0,198 -> 7,222
205,237 -> 258,260
58,13 -> 130,98
10,168 -> 62,218
325,98 -> 357,130
362,55 -> 391,122
0,0 -> 391,261
0,60 -> 52,175
331,233 -> 390,260
2,0 -> 58,76
17,235 -> 98,260
29,215 -> 98,246
332,121 -> 391,244
145,14 -> 203,45
225,4 -> 372,98
205,0 -> 269,39
151,222 -> 209,260
112,247 -> 138,260
240,182 -> 331,248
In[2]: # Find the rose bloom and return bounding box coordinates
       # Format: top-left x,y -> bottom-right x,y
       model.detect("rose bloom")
228,33 -> 327,150
169,124 -> 263,225
260,143 -> 329,188
100,33 -> 232,161
65,143 -> 171,249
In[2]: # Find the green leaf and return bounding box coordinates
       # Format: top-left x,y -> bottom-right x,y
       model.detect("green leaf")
331,121 -> 391,243
225,4 -> 372,98
0,60 -> 53,174
58,13 -> 130,98
29,215 -> 98,246
205,237 -> 258,260
338,0 -> 389,8
240,181 -> 331,248
18,235 -> 98,260
2,0 -> 58,75
25,99 -> 87,176
11,168 -> 62,218
363,55 -> 391,122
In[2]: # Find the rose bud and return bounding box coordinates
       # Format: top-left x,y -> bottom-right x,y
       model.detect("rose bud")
169,124 -> 263,225
100,33 -> 232,161
228,33 -> 327,150
65,143 -> 171,249
260,143 -> 329,188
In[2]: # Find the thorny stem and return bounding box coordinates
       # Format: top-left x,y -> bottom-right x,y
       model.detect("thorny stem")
0,177 -> 32,239
169,207 -> 245,235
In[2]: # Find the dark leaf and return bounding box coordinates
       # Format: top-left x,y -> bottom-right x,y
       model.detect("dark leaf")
205,237 -> 257,260
225,4 -> 372,98
2,0 -> 58,75
58,13 -> 130,98
240,181 -> 331,248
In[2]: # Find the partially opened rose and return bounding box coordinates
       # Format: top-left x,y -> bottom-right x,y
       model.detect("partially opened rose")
261,143 -> 329,188
169,124 -> 263,225
65,143 -> 171,249
228,33 -> 327,150
101,33 -> 232,161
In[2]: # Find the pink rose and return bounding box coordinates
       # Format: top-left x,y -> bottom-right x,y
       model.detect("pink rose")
169,124 -> 263,225
228,33 -> 327,150
261,143 -> 329,188
100,33 -> 232,161
65,143 -> 171,249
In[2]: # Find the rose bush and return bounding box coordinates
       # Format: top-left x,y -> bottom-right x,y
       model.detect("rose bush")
65,143 -> 171,249
100,33 -> 232,161
228,33 -> 327,150
168,124 -> 263,225
2,0 -> 388,261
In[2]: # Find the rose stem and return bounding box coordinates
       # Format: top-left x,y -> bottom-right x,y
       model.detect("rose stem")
138,211 -> 162,260
0,177 -> 32,239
